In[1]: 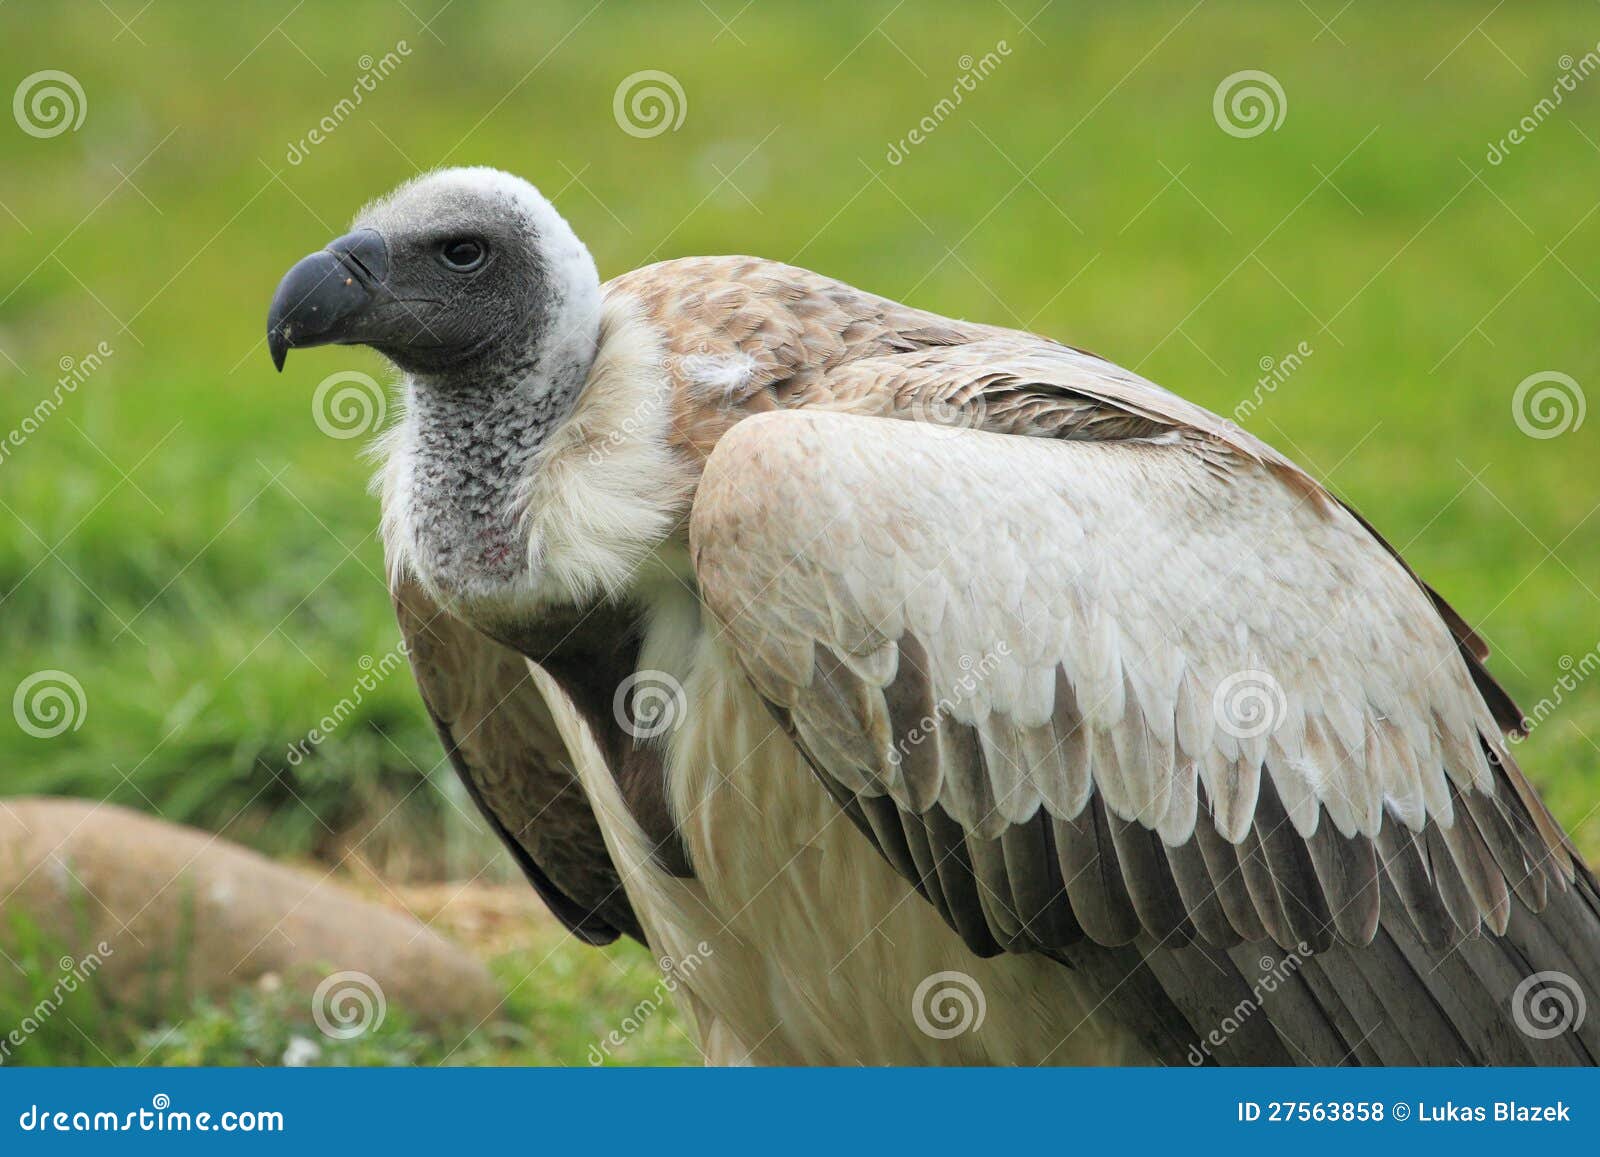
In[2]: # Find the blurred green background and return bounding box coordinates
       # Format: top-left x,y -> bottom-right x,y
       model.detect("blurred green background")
2,0 -> 1597,1063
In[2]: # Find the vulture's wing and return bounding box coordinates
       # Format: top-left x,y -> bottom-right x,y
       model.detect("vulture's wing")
393,577 -> 643,944
690,391 -> 1600,1065
776,335 -> 1522,731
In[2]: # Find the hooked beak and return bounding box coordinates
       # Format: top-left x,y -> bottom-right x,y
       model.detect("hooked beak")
266,228 -> 392,371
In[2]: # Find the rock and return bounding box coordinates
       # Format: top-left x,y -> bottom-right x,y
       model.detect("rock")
0,797 -> 502,1031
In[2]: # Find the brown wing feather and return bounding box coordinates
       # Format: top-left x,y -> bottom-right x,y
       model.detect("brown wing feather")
394,578 -> 643,944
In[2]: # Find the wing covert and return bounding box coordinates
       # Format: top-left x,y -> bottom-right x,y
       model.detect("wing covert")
689,407 -> 1573,960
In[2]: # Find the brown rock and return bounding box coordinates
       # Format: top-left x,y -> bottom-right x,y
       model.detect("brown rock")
0,797 -> 502,1030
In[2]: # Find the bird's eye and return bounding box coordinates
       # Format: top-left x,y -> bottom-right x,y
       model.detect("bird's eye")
438,237 -> 487,271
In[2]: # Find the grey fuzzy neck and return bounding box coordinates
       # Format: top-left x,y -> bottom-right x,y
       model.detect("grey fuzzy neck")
404,323 -> 598,592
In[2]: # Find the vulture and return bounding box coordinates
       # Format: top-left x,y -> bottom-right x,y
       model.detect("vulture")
266,167 -> 1600,1066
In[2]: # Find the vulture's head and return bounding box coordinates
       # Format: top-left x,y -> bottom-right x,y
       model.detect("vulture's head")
268,169 -> 626,604
267,167 -> 601,380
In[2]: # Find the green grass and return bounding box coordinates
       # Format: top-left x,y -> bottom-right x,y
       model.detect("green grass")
0,899 -> 698,1066
2,0 -> 1598,1063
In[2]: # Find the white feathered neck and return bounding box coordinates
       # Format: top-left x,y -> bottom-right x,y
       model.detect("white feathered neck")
375,292 -> 695,612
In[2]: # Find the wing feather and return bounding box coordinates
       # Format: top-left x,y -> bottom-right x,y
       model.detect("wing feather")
393,579 -> 642,944
689,404 -> 1577,965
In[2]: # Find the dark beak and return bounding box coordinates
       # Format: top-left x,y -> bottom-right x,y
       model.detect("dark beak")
266,228 -> 392,372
